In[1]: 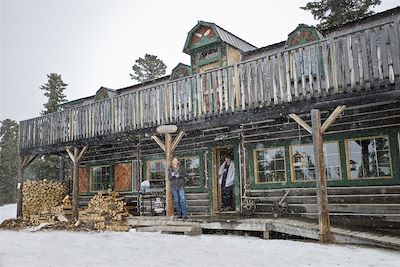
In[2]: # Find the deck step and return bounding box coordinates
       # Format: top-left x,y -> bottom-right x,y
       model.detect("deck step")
136,225 -> 202,236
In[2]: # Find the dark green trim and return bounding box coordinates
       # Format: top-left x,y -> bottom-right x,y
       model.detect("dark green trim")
205,138 -> 241,213
87,164 -> 114,193
247,127 -> 400,190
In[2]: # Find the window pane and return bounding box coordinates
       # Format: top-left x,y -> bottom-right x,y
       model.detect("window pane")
92,166 -> 111,191
348,136 -> 391,179
291,142 -> 341,181
255,148 -> 286,183
148,160 -> 166,188
180,156 -> 201,187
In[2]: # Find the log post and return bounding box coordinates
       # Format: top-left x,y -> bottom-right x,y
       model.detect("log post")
66,146 -> 88,220
311,109 -> 332,243
289,105 -> 345,243
17,155 -> 37,218
165,133 -> 173,217
59,156 -> 65,182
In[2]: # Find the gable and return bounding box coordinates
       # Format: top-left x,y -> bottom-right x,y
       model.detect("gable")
286,24 -> 324,48
170,63 -> 192,80
184,24 -> 220,54
94,87 -> 116,101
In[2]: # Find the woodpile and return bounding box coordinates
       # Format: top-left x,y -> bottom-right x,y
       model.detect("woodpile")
20,181 -> 129,231
79,190 -> 129,232
22,179 -> 69,222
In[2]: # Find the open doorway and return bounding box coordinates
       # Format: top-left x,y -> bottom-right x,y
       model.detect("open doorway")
212,146 -> 235,213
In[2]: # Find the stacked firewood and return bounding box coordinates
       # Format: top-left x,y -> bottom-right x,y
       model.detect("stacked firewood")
79,190 -> 130,231
27,196 -> 72,225
22,179 -> 69,222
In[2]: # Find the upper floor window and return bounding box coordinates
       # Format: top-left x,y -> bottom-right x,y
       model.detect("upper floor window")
347,136 -> 392,179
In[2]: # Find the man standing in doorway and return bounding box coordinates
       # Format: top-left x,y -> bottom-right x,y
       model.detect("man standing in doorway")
218,155 -> 235,211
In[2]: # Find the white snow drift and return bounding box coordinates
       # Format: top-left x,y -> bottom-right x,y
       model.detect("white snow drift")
1,204 -> 399,267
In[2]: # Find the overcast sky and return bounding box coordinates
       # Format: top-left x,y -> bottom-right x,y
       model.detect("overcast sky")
1,0 -> 398,122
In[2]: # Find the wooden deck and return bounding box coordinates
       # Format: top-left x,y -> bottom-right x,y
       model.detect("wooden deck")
127,216 -> 400,250
19,18 -> 400,153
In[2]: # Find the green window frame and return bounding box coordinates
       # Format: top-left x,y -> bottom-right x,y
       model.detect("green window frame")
254,147 -> 286,183
90,165 -> 112,192
290,142 -> 341,181
346,136 -> 392,179
196,46 -> 220,66
179,156 -> 201,188
147,160 -> 166,188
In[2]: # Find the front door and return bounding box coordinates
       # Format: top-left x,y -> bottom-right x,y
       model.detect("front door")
211,145 -> 236,213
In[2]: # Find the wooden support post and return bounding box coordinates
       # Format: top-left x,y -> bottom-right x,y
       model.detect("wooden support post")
59,156 -> 65,182
289,105 -> 345,243
165,133 -> 173,217
17,155 -> 37,218
66,145 -> 88,220
263,230 -> 270,240
311,109 -> 332,243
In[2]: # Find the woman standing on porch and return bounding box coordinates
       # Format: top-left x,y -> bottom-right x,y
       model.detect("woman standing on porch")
169,157 -> 188,219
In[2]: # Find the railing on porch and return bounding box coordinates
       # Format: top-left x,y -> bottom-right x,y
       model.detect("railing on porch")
20,20 -> 400,150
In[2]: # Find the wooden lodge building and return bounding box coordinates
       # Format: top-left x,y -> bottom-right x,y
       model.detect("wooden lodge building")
19,7 -> 400,231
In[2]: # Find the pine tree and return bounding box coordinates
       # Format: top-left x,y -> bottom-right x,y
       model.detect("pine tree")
40,73 -> 68,115
301,0 -> 381,30
0,119 -> 20,205
130,54 -> 167,82
26,73 -> 68,180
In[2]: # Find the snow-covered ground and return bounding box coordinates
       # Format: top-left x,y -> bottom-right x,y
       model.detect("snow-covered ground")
1,204 -> 399,267
0,203 -> 16,224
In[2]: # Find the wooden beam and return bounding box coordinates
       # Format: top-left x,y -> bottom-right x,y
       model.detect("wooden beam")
321,105 -> 346,133
311,109 -> 333,243
66,148 -> 75,163
289,114 -> 312,134
171,131 -> 185,152
151,135 -> 166,152
77,145 -> 88,162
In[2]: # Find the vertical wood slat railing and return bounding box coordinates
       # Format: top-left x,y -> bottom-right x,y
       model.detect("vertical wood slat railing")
20,20 -> 400,150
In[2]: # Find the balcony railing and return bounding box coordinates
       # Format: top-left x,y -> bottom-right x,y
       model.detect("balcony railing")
20,20 -> 400,150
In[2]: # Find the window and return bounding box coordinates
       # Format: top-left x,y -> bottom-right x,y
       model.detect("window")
197,47 -> 219,66
180,156 -> 201,187
199,47 -> 218,61
147,160 -> 166,188
91,165 -> 112,191
347,136 -> 392,179
290,142 -> 341,181
254,147 -> 286,183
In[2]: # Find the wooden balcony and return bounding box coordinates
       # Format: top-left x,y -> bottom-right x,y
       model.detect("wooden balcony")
19,20 -> 400,153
